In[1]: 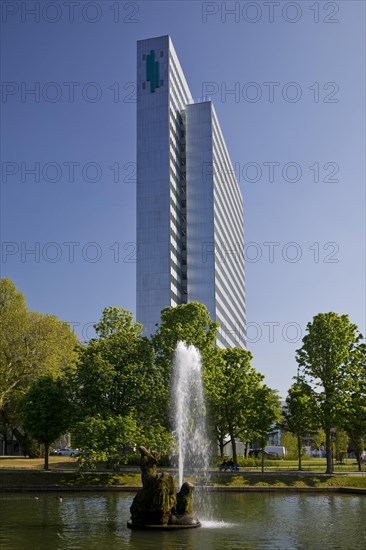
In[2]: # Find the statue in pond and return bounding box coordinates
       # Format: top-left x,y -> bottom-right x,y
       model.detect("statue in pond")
127,446 -> 200,529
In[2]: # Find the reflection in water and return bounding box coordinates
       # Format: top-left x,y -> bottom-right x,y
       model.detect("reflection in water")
0,492 -> 365,550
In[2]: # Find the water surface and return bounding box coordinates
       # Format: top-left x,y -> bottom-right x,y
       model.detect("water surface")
0,492 -> 364,550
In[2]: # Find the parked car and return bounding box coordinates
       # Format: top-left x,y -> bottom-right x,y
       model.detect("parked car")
55,448 -> 79,457
264,445 -> 286,457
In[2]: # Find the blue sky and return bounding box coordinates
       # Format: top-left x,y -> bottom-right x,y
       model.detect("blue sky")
1,0 -> 365,397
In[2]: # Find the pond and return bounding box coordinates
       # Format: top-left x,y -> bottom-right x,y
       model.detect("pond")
0,491 -> 364,550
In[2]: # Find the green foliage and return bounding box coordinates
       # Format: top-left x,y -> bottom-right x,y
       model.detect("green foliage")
334,428 -> 349,464
250,385 -> 281,447
209,474 -> 366,489
281,381 -> 319,438
152,302 -> 218,358
2,470 -> 366,489
280,380 -> 319,468
74,413 -> 140,470
74,307 -> 161,418
151,301 -> 219,430
312,429 -> 326,450
205,347 -> 265,463
0,278 -> 79,409
73,307 -> 170,467
93,306 -> 143,339
281,432 -> 299,460
0,278 -> 79,456
341,345 -> 366,471
250,385 -> 281,472
20,376 -> 71,469
296,312 -> 363,474
124,452 -> 172,467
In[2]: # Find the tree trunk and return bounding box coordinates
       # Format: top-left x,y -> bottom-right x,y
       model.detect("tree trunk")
44,442 -> 49,470
355,451 -> 362,472
230,433 -> 237,466
218,436 -> 224,459
297,434 -> 302,471
244,441 -> 249,458
325,429 -> 333,474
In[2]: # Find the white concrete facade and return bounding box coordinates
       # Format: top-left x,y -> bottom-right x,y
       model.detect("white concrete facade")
136,35 -> 246,347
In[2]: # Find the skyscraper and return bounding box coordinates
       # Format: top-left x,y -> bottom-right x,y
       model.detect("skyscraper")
137,35 -> 246,348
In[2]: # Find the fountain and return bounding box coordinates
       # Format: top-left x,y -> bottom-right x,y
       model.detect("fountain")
172,341 -> 211,490
127,341 -> 210,530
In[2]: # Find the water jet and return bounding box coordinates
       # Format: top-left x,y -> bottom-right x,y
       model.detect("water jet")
127,341 -> 210,529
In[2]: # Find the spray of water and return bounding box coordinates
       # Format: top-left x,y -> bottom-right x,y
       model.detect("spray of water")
172,341 -> 211,491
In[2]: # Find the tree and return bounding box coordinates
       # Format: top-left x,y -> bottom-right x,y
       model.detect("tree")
296,312 -> 363,474
312,429 -> 326,456
151,302 -> 219,426
152,302 -> 218,364
334,428 -> 349,464
280,381 -> 319,470
251,386 -> 281,473
343,394 -> 366,471
0,278 -> 28,410
204,347 -> 264,464
280,432 -> 298,459
0,278 -> 79,455
73,413 -> 141,470
21,376 -> 71,469
73,307 -> 169,466
342,347 -> 366,471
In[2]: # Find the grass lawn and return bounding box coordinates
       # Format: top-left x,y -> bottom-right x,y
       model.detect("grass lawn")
0,456 -> 78,470
0,457 -> 365,491
1,470 -> 365,491
208,474 -> 366,490
245,458 -> 365,472
0,456 -> 364,473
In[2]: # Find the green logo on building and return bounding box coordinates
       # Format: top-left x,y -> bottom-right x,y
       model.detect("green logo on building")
146,50 -> 160,93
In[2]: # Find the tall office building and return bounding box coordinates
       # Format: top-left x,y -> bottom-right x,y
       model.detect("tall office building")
137,35 -> 246,348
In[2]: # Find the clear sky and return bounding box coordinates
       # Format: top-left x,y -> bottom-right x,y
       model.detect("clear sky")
1,0 -> 365,398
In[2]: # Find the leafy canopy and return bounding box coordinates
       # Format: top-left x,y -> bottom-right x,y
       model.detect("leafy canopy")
0,278 -> 79,409
296,312 -> 364,473
21,375 -> 71,468
73,307 -> 170,463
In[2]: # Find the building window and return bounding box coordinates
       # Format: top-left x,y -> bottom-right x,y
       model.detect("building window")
142,54 -> 146,61
160,51 -> 164,57
142,82 -> 146,90
160,79 -> 164,86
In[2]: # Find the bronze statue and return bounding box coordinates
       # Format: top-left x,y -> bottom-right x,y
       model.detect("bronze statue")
128,446 -> 200,529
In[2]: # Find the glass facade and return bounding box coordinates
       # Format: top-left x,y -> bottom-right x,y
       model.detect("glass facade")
137,35 -> 246,347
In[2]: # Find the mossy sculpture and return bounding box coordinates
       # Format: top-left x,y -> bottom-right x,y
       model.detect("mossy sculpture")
127,446 -> 200,529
